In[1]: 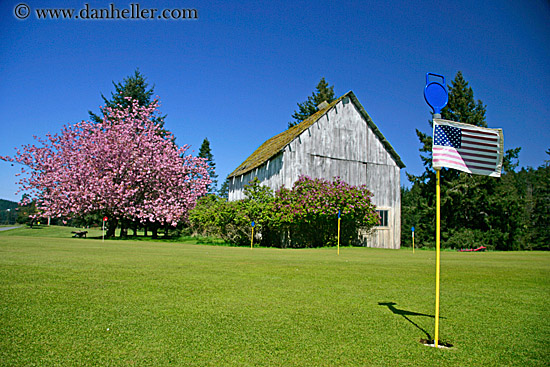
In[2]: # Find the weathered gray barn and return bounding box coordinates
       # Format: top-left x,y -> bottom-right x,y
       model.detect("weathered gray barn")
228,91 -> 405,249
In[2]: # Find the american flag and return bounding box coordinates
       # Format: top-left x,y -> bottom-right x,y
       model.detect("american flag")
432,118 -> 504,177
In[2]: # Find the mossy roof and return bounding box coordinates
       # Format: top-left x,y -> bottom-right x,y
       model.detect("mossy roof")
228,91 -> 405,178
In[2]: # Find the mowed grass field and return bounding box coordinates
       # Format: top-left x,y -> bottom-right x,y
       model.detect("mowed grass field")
0,227 -> 548,366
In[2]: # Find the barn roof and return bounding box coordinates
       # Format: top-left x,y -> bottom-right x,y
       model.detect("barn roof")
228,91 -> 405,178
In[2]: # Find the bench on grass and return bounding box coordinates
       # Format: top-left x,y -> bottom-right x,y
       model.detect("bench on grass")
71,231 -> 88,238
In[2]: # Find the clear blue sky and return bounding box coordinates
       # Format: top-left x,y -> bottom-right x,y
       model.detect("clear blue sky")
1,0 -> 549,202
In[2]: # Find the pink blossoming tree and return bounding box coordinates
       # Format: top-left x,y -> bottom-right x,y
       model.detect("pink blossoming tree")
1,98 -> 210,237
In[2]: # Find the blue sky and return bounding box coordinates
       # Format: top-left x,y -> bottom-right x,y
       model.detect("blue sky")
1,0 -> 549,202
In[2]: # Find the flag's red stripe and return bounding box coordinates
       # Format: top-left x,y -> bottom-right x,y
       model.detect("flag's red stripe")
435,146 -> 498,158
433,153 -> 461,160
465,163 -> 496,171
434,144 -> 497,155
463,157 -> 496,166
434,158 -> 496,172
434,150 -> 496,166
434,146 -> 498,162
433,158 -> 467,169
458,151 -> 496,159
462,133 -> 498,143
435,154 -> 495,168
459,145 -> 498,154
461,140 -> 498,148
461,128 -> 499,137
435,144 -> 498,155
462,137 -> 499,146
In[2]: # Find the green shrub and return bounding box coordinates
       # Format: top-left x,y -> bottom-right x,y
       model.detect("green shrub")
444,228 -> 510,250
189,179 -> 274,246
189,195 -> 249,245
190,176 -> 379,248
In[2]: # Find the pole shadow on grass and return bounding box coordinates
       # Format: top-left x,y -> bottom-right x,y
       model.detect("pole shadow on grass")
378,302 -> 442,340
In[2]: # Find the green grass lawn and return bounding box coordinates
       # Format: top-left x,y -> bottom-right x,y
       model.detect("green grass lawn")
0,227 -> 548,366
0,225 -> 104,238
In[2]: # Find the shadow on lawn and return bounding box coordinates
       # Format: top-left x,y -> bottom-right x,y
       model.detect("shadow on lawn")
378,302 -> 442,340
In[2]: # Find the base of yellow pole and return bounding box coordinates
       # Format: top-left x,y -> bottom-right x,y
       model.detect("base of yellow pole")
422,340 -> 452,349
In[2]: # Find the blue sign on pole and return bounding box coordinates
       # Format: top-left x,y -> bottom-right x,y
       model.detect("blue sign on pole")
412,227 -> 415,232
338,210 -> 341,219
251,221 -> 255,227
424,73 -> 448,115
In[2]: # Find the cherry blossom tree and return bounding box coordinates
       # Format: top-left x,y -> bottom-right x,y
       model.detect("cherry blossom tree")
1,98 -> 210,237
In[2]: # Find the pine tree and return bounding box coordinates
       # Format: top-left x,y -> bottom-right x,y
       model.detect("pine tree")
89,69 -> 165,128
442,71 -> 487,127
218,178 -> 229,200
288,77 -> 336,128
529,149 -> 550,249
198,138 -> 218,194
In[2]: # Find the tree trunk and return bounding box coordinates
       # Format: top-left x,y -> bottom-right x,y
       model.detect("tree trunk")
106,218 -> 118,238
120,220 -> 128,238
132,221 -> 138,237
151,224 -> 158,239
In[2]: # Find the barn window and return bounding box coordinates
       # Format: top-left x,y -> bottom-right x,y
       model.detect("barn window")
376,210 -> 389,227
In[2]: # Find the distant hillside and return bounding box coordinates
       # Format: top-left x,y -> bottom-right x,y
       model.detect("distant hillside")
0,199 -> 19,224
0,199 -> 18,211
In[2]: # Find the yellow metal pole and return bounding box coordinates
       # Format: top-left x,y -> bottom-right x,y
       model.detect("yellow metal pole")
412,231 -> 415,254
251,226 -> 254,249
435,169 -> 441,348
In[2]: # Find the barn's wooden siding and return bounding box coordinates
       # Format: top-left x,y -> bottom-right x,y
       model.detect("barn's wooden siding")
228,92 -> 403,249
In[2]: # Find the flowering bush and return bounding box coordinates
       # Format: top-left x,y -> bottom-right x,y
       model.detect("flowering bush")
190,176 -> 379,248
270,176 -> 379,247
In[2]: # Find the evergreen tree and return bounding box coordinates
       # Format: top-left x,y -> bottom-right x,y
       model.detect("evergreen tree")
15,196 -> 37,226
198,137 -> 218,194
288,77 -> 336,128
526,149 -> 550,250
89,69 -> 165,128
442,71 -> 487,127
218,177 -> 230,200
